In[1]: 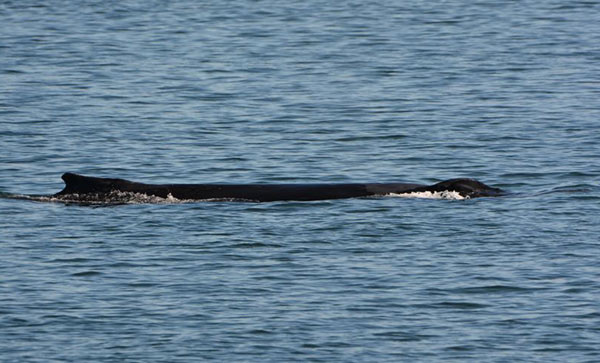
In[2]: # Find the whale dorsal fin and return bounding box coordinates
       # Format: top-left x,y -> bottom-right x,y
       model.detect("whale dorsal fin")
56,173 -> 129,195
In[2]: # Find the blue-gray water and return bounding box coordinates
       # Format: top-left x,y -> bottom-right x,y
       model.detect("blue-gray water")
1,1 -> 600,361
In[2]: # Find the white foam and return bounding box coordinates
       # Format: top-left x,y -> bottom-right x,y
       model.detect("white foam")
36,191 -> 193,205
18,190 -> 468,205
387,190 -> 468,200
34,191 -> 254,205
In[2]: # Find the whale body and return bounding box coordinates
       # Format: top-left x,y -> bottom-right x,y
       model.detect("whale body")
54,172 -> 504,202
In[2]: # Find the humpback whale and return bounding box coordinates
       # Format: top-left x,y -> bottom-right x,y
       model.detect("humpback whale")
53,172 -> 504,202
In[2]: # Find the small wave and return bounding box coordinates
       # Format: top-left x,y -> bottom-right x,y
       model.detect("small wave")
387,190 -> 468,200
547,184 -> 598,194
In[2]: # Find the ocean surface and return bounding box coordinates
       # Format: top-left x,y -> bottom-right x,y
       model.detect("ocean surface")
1,1 -> 599,361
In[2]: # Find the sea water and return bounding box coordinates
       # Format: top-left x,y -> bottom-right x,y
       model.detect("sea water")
1,1 -> 599,361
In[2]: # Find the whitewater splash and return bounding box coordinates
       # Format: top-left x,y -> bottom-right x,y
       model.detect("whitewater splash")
19,191 -> 192,205
49,190 -> 468,204
388,190 -> 468,200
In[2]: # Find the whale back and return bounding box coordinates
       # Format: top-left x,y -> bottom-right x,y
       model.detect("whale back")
54,173 -> 504,201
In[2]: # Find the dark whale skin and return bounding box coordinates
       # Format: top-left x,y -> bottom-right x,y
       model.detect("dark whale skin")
55,172 -> 504,202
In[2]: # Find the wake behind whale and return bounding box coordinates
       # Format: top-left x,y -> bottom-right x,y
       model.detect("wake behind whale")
38,172 -> 505,204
